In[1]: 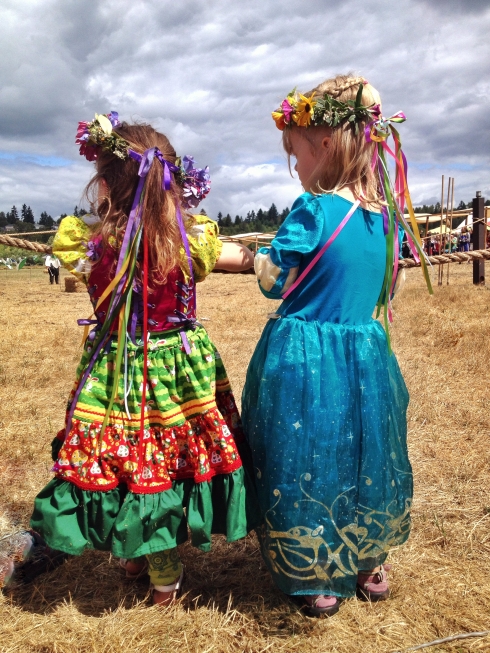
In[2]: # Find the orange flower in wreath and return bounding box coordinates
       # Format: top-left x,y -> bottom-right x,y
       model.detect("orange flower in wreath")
272,111 -> 286,131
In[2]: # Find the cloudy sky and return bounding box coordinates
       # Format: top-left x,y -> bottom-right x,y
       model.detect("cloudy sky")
0,0 -> 489,221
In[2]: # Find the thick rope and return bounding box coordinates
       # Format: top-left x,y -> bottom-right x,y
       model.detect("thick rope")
0,234 -> 51,253
398,249 -> 490,268
2,232 -> 489,270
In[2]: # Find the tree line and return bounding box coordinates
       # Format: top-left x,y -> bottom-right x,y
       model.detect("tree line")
1,196 -> 488,240
413,200 -> 490,214
216,203 -> 291,236
217,198 -> 490,236
0,205 -> 88,233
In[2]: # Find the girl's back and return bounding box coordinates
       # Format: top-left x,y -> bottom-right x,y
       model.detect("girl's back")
275,193 -> 386,325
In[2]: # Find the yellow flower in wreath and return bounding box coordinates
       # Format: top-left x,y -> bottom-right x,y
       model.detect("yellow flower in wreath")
293,93 -> 317,127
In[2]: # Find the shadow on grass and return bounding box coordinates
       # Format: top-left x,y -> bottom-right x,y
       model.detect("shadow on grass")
4,534 -> 318,637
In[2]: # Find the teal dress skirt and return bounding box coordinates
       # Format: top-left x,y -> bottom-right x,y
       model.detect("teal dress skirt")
241,193 -> 412,599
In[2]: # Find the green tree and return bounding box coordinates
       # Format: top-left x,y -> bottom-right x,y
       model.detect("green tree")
0,211 -> 7,228
39,211 -> 54,228
457,201 -> 467,210
22,205 -> 35,223
223,214 -> 232,227
267,203 -> 279,224
7,206 -> 19,224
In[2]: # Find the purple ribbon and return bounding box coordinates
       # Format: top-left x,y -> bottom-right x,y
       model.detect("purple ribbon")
77,318 -> 100,341
167,312 -> 197,355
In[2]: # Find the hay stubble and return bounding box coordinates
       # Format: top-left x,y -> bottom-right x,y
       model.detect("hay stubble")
0,266 -> 489,652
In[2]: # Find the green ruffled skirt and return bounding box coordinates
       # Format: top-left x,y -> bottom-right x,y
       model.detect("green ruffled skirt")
31,327 -> 259,557
31,467 -> 253,557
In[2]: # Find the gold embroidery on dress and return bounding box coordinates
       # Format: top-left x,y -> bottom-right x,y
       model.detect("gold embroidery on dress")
259,473 -> 411,582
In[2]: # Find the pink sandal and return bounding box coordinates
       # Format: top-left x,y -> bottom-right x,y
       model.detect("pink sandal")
0,557 -> 14,589
302,594 -> 340,617
356,564 -> 391,601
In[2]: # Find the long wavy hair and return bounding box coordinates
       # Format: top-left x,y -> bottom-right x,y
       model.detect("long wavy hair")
84,122 -> 188,282
282,74 -> 383,205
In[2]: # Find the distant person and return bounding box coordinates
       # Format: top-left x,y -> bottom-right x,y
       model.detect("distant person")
242,75 -> 429,616
30,114 -> 257,606
459,226 -> 470,252
44,254 -> 60,284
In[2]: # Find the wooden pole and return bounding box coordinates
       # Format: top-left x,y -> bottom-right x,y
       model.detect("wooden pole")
447,177 -> 455,285
443,177 -> 451,258
473,191 -> 485,285
439,175 -> 444,285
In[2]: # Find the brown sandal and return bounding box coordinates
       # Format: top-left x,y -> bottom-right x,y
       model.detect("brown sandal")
152,569 -> 184,606
119,558 -> 148,579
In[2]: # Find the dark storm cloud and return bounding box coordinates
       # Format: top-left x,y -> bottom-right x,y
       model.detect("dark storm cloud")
414,0 -> 490,14
0,0 -> 489,219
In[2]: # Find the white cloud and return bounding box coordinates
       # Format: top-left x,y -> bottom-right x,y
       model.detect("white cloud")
0,0 -> 489,220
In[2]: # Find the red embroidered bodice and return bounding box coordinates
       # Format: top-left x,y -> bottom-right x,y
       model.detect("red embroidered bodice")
88,244 -> 195,333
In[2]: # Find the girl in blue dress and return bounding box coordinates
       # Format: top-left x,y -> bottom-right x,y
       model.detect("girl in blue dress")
242,74 -> 430,616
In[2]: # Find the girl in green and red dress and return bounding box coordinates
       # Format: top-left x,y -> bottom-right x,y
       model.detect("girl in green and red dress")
30,114 -> 257,605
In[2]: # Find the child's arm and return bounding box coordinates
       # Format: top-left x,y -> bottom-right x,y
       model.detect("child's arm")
52,215 -> 96,284
185,215 -> 253,280
254,194 -> 323,299
214,242 -> 254,272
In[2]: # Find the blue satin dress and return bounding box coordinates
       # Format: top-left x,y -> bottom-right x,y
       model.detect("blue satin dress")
241,193 -> 412,598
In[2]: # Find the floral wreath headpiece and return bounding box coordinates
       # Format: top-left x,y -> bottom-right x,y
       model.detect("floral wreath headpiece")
76,112 -> 211,209
272,83 -> 433,349
272,83 -> 383,133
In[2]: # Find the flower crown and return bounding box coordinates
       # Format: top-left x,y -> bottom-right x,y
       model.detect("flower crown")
272,83 -> 381,134
75,112 -> 211,208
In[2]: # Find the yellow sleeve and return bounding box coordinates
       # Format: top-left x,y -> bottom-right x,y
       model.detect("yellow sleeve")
52,216 -> 92,282
181,214 -> 223,282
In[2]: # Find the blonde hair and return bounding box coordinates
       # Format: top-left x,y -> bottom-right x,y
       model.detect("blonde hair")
85,122 -> 189,283
283,73 -> 382,203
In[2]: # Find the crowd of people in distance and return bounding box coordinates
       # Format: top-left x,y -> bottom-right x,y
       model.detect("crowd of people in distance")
422,226 -> 473,256
399,225 -> 490,258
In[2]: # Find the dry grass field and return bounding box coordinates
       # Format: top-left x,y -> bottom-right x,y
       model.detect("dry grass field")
0,263 -> 489,653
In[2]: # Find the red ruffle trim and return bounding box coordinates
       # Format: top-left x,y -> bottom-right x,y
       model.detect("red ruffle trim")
53,392 -> 244,494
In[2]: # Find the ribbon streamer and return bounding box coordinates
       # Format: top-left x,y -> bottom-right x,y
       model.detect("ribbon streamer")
365,113 -> 433,351
67,147 -> 196,453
